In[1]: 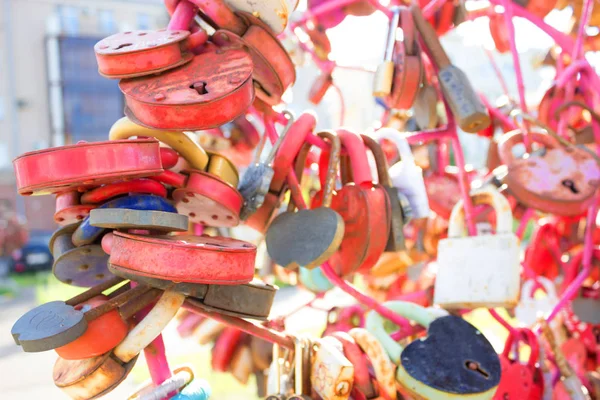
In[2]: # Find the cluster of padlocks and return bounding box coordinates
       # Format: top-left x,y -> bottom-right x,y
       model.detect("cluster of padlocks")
9,0 -> 600,399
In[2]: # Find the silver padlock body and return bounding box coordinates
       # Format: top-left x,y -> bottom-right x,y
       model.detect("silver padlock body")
434,233 -> 520,309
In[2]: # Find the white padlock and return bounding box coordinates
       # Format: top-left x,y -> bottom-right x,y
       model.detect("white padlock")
514,277 -> 558,327
434,185 -> 520,309
373,128 -> 430,219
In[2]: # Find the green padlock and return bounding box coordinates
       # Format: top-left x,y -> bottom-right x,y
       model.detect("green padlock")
366,301 -> 501,399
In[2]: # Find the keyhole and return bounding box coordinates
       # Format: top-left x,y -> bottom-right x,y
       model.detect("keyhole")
561,179 -> 579,194
465,361 -> 490,379
114,43 -> 132,50
190,82 -> 208,95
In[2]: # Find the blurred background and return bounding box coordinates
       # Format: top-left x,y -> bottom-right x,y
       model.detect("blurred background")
0,0 -> 579,398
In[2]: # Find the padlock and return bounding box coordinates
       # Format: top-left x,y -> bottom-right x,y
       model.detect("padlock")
212,327 -> 244,372
497,128 -> 600,216
89,208 -> 189,233
309,69 -> 334,105
221,0 -> 298,34
322,305 -> 365,337
251,336 -> 274,371
210,11 -> 296,105
413,82 -> 440,130
109,116 -> 209,171
327,129 -> 391,276
383,7 -> 423,111
11,276 -> 125,352
94,29 -> 207,79
54,192 -> 96,226
373,7 -> 401,98
310,336 -> 354,400
361,134 -> 409,252
53,290 -> 185,399
287,336 -> 313,400
307,0 -> 346,29
119,46 -> 254,130
108,231 -> 256,285
411,5 -> 490,133
13,139 -> 164,196
515,277 -> 559,328
128,366 -> 205,400
329,332 -> 376,399
488,12 -> 510,53
434,185 -> 521,309
172,153 -> 244,228
238,111 -> 295,221
80,178 -> 167,204
230,342 -> 253,385
299,266 -> 334,293
267,342 -> 294,399
55,285 -> 162,360
494,329 -> 538,399
169,377 -> 212,400
266,130 -> 344,270
540,320 -> 590,400
538,85 -> 589,134
366,301 -> 501,399
71,195 -> 177,247
348,328 -> 397,400
48,222 -> 110,287
375,128 -> 430,220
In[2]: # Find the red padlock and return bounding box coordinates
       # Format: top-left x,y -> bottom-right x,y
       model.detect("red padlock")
14,139 -> 163,196
54,192 -> 96,226
109,232 -> 256,284
80,179 -> 167,204
119,47 -> 254,131
94,29 -> 207,79
494,329 -> 538,399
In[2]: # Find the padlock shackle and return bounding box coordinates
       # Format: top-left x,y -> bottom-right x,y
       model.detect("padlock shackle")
365,301 -> 437,365
447,186 -> 513,237
361,134 -> 392,186
114,291 -> 185,363
316,130 -> 341,208
502,328 -> 539,370
337,129 -> 373,185
372,128 -> 415,164
109,117 -> 209,171
520,277 -> 557,301
496,128 -> 559,166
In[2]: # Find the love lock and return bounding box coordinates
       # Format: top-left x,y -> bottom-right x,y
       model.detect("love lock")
329,332 -> 377,399
498,128 -> 600,216
221,0 -> 299,34
367,301 -> 501,399
299,266 -> 334,294
212,327 -> 245,373
205,9 -> 296,105
375,129 -> 428,220
238,111 -> 295,222
54,192 -> 96,226
71,195 -> 177,247
109,231 -> 256,285
94,29 -> 207,79
49,223 -> 110,287
494,329 -> 539,400
348,328 -> 397,400
53,290 -> 185,400
128,366 -> 210,400
327,130 -> 391,276
514,277 -> 558,327
435,185 -> 520,309
311,336 -> 354,400
90,208 -> 189,233
374,6 -> 423,111
54,287 -> 162,361
411,5 -> 490,133
13,139 -> 163,196
172,152 -> 243,227
119,47 -> 254,130
362,134 -> 410,253
266,130 -> 344,270
80,178 -> 167,204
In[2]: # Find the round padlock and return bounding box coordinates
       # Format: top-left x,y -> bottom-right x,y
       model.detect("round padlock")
119,48 -> 254,131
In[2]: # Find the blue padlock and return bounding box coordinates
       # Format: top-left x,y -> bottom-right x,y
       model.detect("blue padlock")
170,378 -> 211,400
299,266 -> 333,293
71,195 -> 176,247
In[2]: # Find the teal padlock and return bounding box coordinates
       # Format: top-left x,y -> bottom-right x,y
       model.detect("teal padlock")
170,378 -> 211,400
299,266 -> 334,293
366,301 -> 501,399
